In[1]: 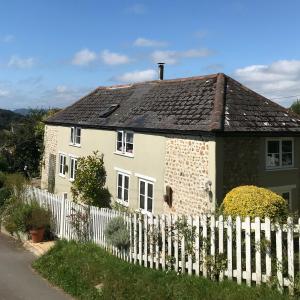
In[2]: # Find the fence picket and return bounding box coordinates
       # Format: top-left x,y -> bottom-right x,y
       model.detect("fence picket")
236,216 -> 242,284
168,214 -> 172,270
188,216 -> 193,275
287,217 -> 294,294
202,214 -> 207,278
265,217 -> 272,283
276,222 -> 283,292
144,214 -> 148,267
255,217 -> 261,285
227,216 -> 233,280
245,216 -> 251,287
133,213 -> 137,264
149,214 -> 154,269
195,215 -> 200,276
161,215 -> 166,271
174,215 -> 179,273
218,215 -> 224,281
155,215 -> 160,270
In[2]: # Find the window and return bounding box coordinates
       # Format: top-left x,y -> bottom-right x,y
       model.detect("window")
59,153 -> 67,176
266,138 -> 293,169
63,193 -> 68,200
269,185 -> 295,209
116,130 -> 134,155
70,127 -> 81,146
139,179 -> 153,213
69,157 -> 78,181
117,172 -> 129,206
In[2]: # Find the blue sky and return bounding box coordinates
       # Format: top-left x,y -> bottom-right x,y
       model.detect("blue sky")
1,0 -> 300,109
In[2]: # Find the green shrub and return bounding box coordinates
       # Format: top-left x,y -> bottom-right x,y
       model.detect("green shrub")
104,216 -> 130,250
0,187 -> 12,208
222,185 -> 288,220
1,197 -> 51,235
0,171 -> 6,188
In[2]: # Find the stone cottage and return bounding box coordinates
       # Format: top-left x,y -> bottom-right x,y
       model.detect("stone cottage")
41,72 -> 300,215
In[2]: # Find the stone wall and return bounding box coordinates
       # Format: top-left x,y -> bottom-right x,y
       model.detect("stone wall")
164,136 -> 213,215
222,137 -> 260,197
41,125 -> 58,190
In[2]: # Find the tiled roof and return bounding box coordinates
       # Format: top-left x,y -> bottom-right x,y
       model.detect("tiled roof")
46,73 -> 300,135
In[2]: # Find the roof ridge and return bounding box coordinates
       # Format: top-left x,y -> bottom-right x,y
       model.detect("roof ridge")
94,73 -> 219,90
209,73 -> 226,131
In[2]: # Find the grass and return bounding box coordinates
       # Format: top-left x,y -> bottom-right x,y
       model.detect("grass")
33,240 -> 289,300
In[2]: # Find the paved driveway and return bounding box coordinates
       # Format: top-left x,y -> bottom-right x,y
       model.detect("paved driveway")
0,233 -> 71,300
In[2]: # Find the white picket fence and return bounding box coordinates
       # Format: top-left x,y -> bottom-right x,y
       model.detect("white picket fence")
27,187 -> 300,294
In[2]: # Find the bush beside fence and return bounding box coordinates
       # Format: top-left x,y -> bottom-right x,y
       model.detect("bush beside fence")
27,187 -> 300,295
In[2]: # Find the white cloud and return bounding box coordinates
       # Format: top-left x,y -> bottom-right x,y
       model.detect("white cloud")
1,34 -> 14,43
233,60 -> 300,105
151,50 -> 178,64
151,48 -> 214,64
0,89 -> 9,97
134,38 -> 167,47
8,56 -> 35,68
182,48 -> 214,58
100,50 -> 130,65
72,48 -> 97,66
56,85 -> 68,93
126,3 -> 146,14
114,69 -> 156,83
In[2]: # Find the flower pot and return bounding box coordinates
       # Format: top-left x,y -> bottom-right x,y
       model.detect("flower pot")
30,228 -> 45,243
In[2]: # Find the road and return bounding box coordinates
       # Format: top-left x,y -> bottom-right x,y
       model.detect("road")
0,233 -> 71,300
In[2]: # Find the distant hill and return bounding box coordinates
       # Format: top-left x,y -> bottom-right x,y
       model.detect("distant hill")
13,108 -> 31,116
0,109 -> 24,130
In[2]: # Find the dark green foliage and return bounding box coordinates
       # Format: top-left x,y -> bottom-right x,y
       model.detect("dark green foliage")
290,99 -> 300,115
104,216 -> 130,250
33,240 -> 288,300
0,108 -> 60,177
0,109 -> 24,130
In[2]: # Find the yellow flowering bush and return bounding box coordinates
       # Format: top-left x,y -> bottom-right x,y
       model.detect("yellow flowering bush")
222,185 -> 288,220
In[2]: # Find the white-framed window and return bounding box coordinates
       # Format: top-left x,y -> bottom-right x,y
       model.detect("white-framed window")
266,138 -> 294,169
69,156 -> 78,181
117,172 -> 129,206
59,153 -> 67,176
70,127 -> 81,146
139,179 -> 154,214
268,185 -> 295,209
116,130 -> 134,156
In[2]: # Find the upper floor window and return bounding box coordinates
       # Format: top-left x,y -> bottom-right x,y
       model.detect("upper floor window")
139,179 -> 153,214
69,156 -> 78,181
117,172 -> 129,206
59,153 -> 67,176
116,130 -> 134,156
266,138 -> 293,169
70,127 -> 81,146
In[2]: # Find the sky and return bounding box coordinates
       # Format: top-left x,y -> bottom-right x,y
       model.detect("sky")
1,0 -> 300,110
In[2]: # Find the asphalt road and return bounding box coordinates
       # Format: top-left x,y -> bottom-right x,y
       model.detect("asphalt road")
0,233 -> 71,300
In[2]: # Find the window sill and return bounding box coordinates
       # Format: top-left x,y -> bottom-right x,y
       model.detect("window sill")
116,199 -> 129,207
265,167 -> 297,172
69,178 -> 75,182
59,174 -> 66,178
114,151 -> 134,158
69,143 -> 81,148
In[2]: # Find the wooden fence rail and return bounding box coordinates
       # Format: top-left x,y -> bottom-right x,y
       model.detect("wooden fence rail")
27,187 -> 300,294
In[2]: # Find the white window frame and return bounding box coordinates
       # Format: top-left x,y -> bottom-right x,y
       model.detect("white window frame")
69,156 -> 78,182
268,185 -> 295,209
58,153 -> 67,177
115,130 -> 134,157
265,138 -> 294,170
116,172 -> 130,206
70,126 -> 81,147
138,178 -> 154,215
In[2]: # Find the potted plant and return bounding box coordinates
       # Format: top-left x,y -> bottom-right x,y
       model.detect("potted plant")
25,203 -> 52,243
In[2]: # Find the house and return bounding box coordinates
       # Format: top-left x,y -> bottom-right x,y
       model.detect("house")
41,70 -> 300,215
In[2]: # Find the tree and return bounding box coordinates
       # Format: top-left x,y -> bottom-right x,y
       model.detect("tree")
290,99 -> 300,115
71,151 -> 111,208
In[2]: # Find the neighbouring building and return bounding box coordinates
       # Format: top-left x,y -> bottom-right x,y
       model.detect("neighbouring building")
41,71 -> 300,215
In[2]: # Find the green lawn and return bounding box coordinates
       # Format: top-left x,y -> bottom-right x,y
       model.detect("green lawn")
33,240 -> 289,300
